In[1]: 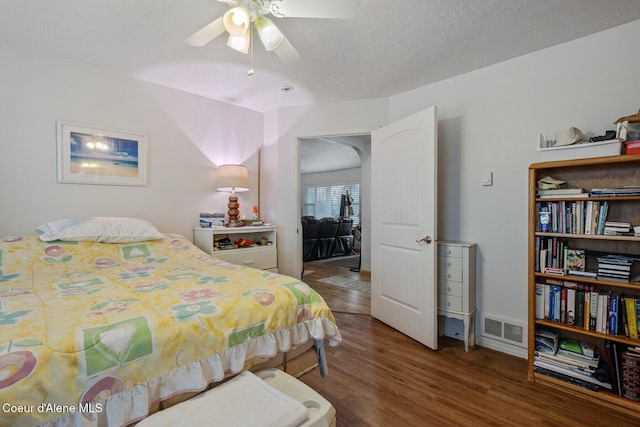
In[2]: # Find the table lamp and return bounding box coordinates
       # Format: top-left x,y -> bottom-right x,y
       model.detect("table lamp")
216,164 -> 249,227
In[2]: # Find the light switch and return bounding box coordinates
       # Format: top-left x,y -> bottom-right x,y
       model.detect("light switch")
482,171 -> 493,186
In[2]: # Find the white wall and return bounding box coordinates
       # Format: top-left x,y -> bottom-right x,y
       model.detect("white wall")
262,99 -> 388,277
268,20 -> 640,356
388,20 -> 640,355
0,41 -> 263,239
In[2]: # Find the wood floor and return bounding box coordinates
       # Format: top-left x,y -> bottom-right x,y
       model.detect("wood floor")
302,257 -> 370,315
299,260 -> 632,426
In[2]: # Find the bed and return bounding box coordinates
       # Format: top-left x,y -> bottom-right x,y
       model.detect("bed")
0,218 -> 341,427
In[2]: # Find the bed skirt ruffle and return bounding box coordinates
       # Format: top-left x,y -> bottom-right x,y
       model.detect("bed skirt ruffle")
41,317 -> 341,427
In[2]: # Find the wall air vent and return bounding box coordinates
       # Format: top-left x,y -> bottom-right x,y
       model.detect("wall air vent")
481,314 -> 526,348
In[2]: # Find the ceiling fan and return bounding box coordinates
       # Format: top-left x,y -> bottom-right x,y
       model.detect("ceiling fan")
185,0 -> 360,63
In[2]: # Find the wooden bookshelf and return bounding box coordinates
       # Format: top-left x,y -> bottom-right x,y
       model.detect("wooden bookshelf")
528,154 -> 640,417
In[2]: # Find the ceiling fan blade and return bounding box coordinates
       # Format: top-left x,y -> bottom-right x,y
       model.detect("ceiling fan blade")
272,0 -> 360,19
273,36 -> 301,63
184,16 -> 225,46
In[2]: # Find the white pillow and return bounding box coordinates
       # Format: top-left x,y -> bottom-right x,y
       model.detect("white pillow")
37,217 -> 164,243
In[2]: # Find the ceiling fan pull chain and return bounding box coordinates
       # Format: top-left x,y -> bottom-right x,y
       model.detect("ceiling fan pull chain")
248,24 -> 255,76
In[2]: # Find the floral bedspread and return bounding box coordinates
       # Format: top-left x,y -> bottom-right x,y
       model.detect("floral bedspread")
0,234 -> 341,427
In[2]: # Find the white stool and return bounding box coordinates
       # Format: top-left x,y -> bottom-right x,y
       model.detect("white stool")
137,368 -> 335,427
256,368 -> 336,427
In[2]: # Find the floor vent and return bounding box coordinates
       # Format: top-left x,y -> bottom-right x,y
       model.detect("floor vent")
481,314 -> 527,348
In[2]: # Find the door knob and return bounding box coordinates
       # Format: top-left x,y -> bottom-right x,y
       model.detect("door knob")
416,235 -> 432,244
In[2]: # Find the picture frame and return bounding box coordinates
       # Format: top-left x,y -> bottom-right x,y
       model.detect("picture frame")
57,121 -> 148,186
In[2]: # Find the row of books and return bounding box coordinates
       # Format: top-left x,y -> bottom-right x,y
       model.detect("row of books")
535,236 -> 566,274
535,238 -> 639,282
534,329 -> 611,390
535,280 -> 640,339
537,200 -> 609,235
538,186 -> 640,198
535,237 -> 592,276
597,254 -> 636,282
591,186 -> 640,197
603,221 -> 636,236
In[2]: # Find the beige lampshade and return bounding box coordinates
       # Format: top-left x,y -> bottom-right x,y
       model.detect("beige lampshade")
227,30 -> 250,54
216,164 -> 249,193
254,16 -> 284,51
223,7 -> 250,37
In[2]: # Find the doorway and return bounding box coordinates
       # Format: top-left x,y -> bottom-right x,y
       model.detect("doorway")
298,135 -> 371,314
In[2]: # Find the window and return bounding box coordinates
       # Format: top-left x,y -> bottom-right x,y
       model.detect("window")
303,184 -> 360,225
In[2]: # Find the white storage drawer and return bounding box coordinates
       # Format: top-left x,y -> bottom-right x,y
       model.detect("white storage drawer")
440,268 -> 463,282
439,293 -> 463,312
439,256 -> 463,270
439,280 -> 463,297
214,247 -> 277,270
438,244 -> 463,258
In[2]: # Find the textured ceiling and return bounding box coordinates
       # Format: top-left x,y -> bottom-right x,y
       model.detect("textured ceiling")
3,1 -> 640,173
300,136 -> 366,174
2,0 -> 640,114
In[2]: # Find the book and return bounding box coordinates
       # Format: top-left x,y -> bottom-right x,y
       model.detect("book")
575,290 -> 585,327
566,288 -> 576,326
604,221 -> 632,233
560,287 -> 567,323
597,254 -> 634,281
608,293 -> 619,336
564,249 -> 585,272
596,201 -> 609,235
576,200 -> 583,234
604,340 -> 622,396
535,329 -> 559,354
533,359 -> 611,389
620,349 -> 640,401
620,294 -> 630,337
549,285 -> 562,322
567,270 -> 597,279
538,188 -> 587,197
533,366 -> 600,392
625,297 -> 638,340
535,353 -> 596,373
591,186 -> 640,197
535,283 -> 545,320
596,294 -> 607,333
544,267 -> 564,275
636,299 -> 640,342
539,249 -> 548,273
544,284 -> 551,320
589,201 -> 600,236
584,291 -> 591,330
589,290 -> 599,331
553,350 -> 600,369
559,339 -> 595,358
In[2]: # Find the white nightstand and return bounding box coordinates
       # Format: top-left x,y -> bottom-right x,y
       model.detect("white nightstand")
194,225 -> 277,273
437,241 -> 477,352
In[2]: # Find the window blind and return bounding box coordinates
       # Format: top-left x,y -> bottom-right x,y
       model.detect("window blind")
303,183 -> 360,225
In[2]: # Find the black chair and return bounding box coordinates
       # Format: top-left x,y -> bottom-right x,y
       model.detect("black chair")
317,217 -> 339,259
334,217 -> 354,257
302,217 -> 319,261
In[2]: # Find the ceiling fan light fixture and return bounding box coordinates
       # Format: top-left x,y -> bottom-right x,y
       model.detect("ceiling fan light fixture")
254,16 -> 284,51
227,30 -> 250,53
223,7 -> 250,36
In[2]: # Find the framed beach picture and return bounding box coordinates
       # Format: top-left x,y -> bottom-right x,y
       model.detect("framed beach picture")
57,121 -> 148,186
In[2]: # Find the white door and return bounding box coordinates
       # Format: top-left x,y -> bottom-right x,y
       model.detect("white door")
371,106 -> 438,349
